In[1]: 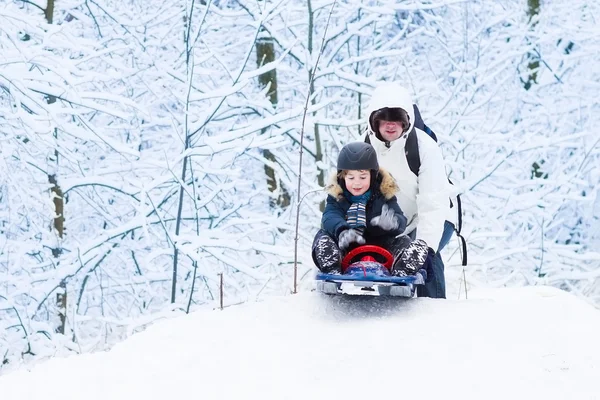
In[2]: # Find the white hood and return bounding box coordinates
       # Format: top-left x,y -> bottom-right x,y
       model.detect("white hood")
366,82 -> 416,137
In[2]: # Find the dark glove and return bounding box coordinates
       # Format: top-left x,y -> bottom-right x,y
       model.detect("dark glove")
370,204 -> 399,231
338,228 -> 365,251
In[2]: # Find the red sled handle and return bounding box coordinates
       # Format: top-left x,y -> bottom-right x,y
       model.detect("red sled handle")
341,245 -> 394,272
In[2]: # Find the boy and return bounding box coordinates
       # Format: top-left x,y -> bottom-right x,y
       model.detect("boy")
312,142 -> 429,276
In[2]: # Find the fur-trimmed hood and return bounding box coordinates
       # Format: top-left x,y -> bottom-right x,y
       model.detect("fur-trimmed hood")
325,167 -> 399,201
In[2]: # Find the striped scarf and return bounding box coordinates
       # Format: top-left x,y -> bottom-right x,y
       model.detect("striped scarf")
346,190 -> 371,234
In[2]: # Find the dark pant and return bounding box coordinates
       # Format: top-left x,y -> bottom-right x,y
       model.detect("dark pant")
311,229 -> 340,271
415,220 -> 455,299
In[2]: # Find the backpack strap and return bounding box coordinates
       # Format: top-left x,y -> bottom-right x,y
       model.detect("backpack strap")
449,178 -> 468,266
450,181 -> 463,234
412,104 -> 426,130
406,104 -> 438,177
405,128 -> 420,176
413,104 -> 438,142
455,201 -> 468,266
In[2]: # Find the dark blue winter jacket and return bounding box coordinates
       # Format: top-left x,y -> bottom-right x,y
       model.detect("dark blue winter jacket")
321,168 -> 407,244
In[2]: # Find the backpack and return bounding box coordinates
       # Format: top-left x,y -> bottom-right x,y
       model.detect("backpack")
366,104 -> 467,266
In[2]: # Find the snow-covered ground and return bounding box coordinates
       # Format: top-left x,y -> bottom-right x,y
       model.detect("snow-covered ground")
1,286 -> 599,400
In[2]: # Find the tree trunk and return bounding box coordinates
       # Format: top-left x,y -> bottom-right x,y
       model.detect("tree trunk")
49,170 -> 66,334
43,0 -> 66,335
523,0 -> 540,90
307,0 -> 326,211
310,79 -> 325,200
48,173 -> 64,257
355,10 -> 363,137
524,0 -> 544,177
45,0 -> 55,24
172,3 -> 194,304
256,29 -> 291,209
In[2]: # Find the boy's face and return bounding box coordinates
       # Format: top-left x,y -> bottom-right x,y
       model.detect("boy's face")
344,170 -> 371,196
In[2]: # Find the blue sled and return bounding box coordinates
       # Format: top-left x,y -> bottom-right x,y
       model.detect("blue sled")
316,262 -> 425,297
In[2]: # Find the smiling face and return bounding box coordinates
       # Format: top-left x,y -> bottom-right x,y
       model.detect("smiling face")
378,120 -> 405,142
343,170 -> 371,196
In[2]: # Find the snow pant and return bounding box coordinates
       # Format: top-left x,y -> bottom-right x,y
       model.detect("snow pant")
311,229 -> 341,272
311,229 -> 412,272
414,220 -> 455,299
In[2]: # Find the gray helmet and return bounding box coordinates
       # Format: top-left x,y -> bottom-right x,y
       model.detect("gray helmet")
337,142 -> 379,171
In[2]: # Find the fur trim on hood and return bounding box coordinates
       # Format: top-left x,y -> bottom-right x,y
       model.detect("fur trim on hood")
325,168 -> 398,201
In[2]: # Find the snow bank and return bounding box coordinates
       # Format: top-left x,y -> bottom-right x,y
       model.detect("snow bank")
1,286 -> 599,400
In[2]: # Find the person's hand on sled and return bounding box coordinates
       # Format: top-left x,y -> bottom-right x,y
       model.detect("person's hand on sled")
338,228 -> 365,250
370,204 -> 399,231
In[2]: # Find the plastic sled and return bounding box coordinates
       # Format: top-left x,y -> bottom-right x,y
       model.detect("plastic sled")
315,245 -> 425,297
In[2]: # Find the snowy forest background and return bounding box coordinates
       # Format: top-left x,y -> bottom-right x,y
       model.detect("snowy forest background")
1,0 -> 599,370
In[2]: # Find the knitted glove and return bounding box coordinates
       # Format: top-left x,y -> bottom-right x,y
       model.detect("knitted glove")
338,228 -> 366,250
370,204 -> 399,231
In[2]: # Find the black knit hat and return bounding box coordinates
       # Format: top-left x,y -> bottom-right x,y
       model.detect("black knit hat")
369,107 -> 410,139
337,142 -> 379,171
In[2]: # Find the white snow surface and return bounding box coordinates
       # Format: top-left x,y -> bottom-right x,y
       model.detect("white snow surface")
1,287 -> 599,400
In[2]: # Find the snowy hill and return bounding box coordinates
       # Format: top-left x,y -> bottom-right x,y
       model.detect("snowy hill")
1,287 -> 599,400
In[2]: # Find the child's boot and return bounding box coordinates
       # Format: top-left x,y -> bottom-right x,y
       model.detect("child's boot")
390,238 -> 429,276
313,233 -> 342,274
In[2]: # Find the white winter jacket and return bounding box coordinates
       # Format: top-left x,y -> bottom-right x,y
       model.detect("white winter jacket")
364,83 -> 452,252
